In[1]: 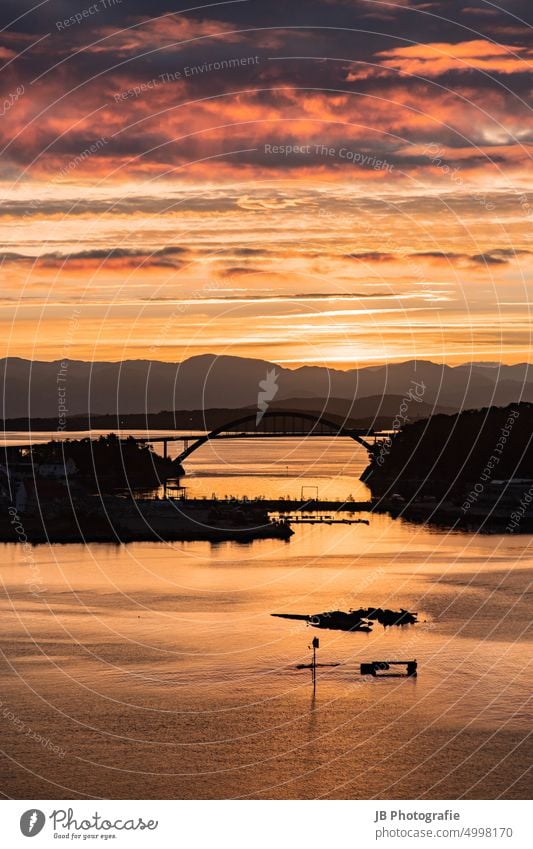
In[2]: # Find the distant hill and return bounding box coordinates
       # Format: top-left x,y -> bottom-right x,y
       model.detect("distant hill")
1,355 -> 532,419
254,395 -> 455,425
2,395 -> 454,433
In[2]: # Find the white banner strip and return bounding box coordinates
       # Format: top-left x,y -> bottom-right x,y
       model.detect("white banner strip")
3,799 -> 529,848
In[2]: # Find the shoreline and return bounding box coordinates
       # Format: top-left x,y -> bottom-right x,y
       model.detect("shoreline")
372,500 -> 533,534
0,522 -> 293,545
1,500 -> 295,545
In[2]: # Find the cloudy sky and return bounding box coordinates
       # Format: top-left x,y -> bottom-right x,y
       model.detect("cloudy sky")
0,0 -> 531,366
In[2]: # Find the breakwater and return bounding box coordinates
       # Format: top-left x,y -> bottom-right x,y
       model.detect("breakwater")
180,498 -> 373,512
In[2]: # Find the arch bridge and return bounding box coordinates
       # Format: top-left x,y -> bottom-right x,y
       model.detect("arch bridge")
140,410 -> 386,463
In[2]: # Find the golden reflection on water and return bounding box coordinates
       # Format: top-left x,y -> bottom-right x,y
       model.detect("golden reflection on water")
0,438 -> 531,798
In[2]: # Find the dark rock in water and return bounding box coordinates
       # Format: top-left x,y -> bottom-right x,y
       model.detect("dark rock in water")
361,607 -> 418,626
272,606 -> 418,632
272,610 -> 371,631
308,610 -> 373,632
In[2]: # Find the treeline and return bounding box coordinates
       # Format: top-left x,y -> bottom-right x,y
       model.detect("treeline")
31,434 -> 179,491
362,404 -> 533,498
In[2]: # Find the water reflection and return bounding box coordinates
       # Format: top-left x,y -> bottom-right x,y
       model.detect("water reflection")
0,434 -> 531,798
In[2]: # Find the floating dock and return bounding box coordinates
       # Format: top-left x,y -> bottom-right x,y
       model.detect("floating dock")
360,660 -> 418,677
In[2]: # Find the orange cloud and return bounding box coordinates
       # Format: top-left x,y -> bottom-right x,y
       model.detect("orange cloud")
0,49 -> 528,189
377,39 -> 533,76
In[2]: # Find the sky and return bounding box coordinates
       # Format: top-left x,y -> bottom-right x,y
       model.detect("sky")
0,0 -> 531,367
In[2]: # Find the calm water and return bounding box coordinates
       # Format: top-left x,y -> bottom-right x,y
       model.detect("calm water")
0,434 -> 531,798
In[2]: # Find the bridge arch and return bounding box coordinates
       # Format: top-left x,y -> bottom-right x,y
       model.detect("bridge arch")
175,410 -> 376,464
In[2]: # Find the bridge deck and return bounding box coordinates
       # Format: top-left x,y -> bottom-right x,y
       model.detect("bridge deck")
137,431 -> 387,442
